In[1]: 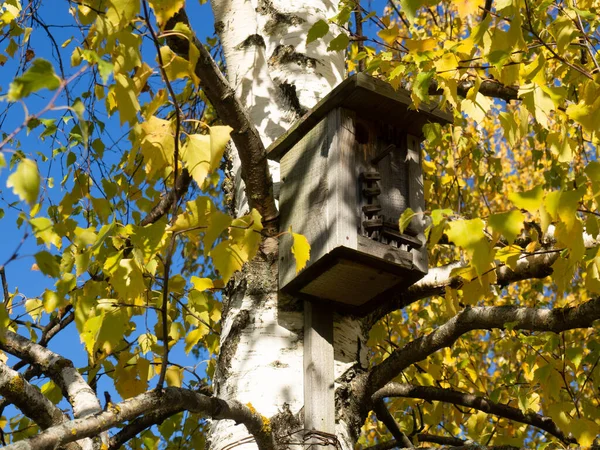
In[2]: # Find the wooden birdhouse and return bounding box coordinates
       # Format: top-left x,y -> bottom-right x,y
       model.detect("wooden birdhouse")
268,73 -> 452,314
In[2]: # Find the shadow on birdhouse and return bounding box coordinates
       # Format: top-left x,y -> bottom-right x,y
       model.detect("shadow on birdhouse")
268,74 -> 452,315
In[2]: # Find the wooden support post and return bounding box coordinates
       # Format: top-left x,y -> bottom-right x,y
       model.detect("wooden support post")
304,300 -> 335,449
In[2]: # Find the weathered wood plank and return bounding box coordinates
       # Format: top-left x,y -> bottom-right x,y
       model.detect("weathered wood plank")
328,108 -> 357,253
407,134 -> 428,274
304,300 -> 335,447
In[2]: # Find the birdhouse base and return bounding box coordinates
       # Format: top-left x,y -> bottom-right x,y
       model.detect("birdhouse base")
281,237 -> 425,314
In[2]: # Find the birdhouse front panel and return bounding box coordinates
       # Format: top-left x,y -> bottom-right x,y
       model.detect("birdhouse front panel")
269,74 -> 452,313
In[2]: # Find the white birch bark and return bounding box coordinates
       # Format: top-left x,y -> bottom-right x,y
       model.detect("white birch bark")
207,1 -> 359,449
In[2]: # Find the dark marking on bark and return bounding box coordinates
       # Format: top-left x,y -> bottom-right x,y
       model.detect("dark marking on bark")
217,309 -> 251,380
271,403 -> 303,446
278,291 -> 303,312
243,252 -> 279,296
235,34 -> 266,50
278,82 -> 307,116
268,45 -> 318,70
336,365 -> 369,442
214,21 -> 224,34
221,147 -> 236,217
256,0 -> 305,36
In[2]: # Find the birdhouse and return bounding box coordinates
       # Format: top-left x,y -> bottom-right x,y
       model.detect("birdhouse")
268,73 -> 452,314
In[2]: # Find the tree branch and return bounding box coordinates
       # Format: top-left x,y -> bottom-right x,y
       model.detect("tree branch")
362,433 -> 467,450
365,223 -> 587,328
0,361 -> 66,430
372,383 -> 574,444
366,297 -> 600,394
365,247 -> 558,329
372,399 -> 413,448
4,388 -> 274,450
0,329 -> 102,419
108,406 -> 179,450
162,8 -> 278,231
429,78 -> 520,102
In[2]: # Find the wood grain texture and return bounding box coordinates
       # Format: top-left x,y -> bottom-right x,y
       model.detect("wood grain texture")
407,134 -> 428,274
279,117 -> 330,289
304,301 -> 335,440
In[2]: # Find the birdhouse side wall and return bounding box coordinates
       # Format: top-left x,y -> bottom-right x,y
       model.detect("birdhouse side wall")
407,134 -> 428,274
278,108 -> 359,291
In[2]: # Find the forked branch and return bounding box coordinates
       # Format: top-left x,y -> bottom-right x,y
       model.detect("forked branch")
372,383 -> 575,444
366,297 -> 600,394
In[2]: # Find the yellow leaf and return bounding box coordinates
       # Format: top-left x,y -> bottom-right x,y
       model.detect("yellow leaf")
184,325 -> 209,354
210,241 -> 244,284
191,277 -> 213,291
455,0 -> 485,18
159,46 -> 194,82
519,83 -> 554,129
290,227 -> 311,274
110,259 -> 146,302
461,92 -> 492,124
140,116 -> 174,179
405,38 -> 437,53
7,159 -> 40,207
181,125 -> 232,187
446,219 -> 493,275
111,73 -> 140,125
148,0 -> 185,26
165,365 -> 183,387
377,25 -> 400,45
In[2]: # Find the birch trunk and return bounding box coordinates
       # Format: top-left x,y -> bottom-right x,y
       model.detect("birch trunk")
207,1 -> 365,449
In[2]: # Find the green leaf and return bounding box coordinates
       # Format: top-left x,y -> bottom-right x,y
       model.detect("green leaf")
110,259 -> 146,302
290,227 -> 310,274
412,70 -> 434,106
34,250 -> 60,278
6,159 -> 40,206
508,185 -> 543,213
400,0 -> 423,21
570,419 -> 600,447
488,210 -> 525,245
307,20 -> 329,45
447,218 -> 493,275
30,217 -> 62,249
585,161 -> 600,182
328,33 -> 349,52
7,59 -> 61,101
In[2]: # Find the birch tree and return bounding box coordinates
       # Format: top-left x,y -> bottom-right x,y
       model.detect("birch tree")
0,0 -> 599,449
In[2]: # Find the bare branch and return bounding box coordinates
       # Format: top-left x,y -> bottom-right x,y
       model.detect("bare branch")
366,297 -> 600,394
108,406 -> 179,450
373,383 -> 574,444
0,329 -> 102,420
4,388 -> 274,450
429,78 -> 520,102
362,433 -> 467,450
372,399 -> 413,448
0,361 -> 66,430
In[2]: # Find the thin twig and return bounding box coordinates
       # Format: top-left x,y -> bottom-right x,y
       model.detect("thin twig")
142,0 -> 184,391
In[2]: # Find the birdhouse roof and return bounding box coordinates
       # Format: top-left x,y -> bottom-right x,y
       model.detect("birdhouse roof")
267,73 -> 453,162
